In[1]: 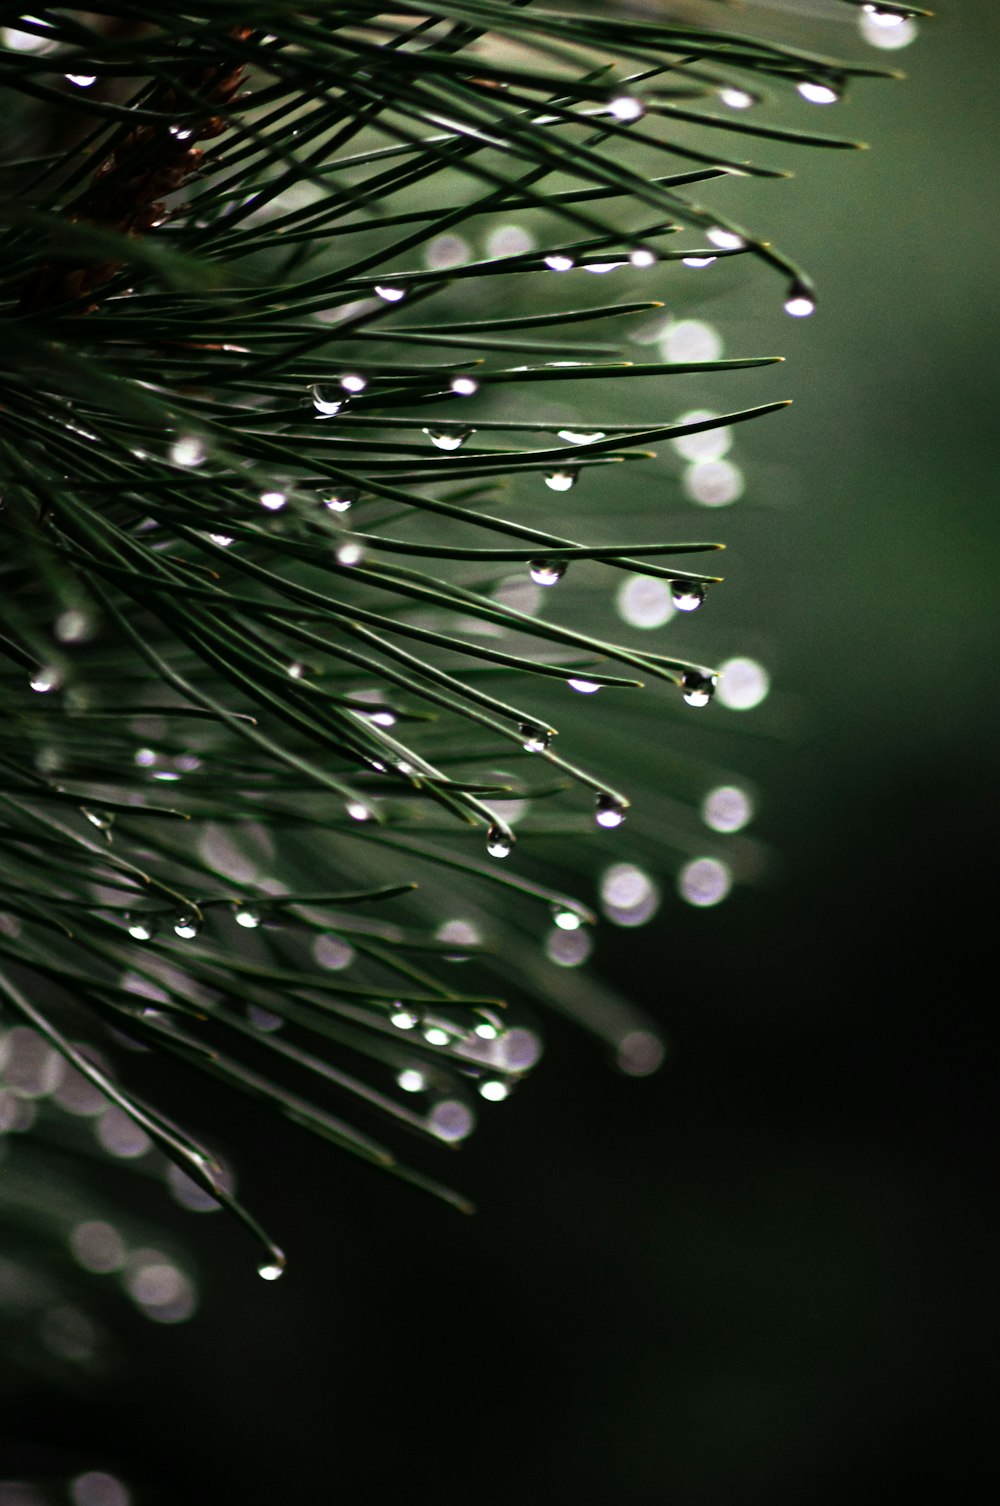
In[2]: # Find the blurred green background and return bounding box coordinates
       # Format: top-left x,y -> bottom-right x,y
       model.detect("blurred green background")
4,3 -> 997,1501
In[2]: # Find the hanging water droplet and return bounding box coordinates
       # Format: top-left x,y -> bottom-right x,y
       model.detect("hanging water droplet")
65,73 -> 96,87
390,1005 -> 420,1030
544,254 -> 575,272
336,540 -> 364,567
552,907 -> 582,931
340,372 -> 367,393
479,1079 -> 510,1102
528,559 -> 565,587
424,428 -> 471,451
797,80 -> 840,105
322,491 -> 355,512
670,581 -> 705,613
518,722 -> 551,754
126,916 -> 156,942
310,385 -> 344,416
608,94 -> 645,122
630,246 -> 657,269
173,913 -> 201,940
30,664 -> 62,693
595,794 -> 628,829
682,256 -> 717,269
234,903 -> 263,929
545,469 -> 578,492
584,261 -> 627,275
681,669 -> 717,707
397,1068 -> 426,1093
374,284 -> 405,302
259,490 -> 286,511
719,87 -> 754,110
423,1026 -> 451,1047
557,429 -> 605,445
486,823 -> 514,859
474,1020 -> 500,1040
450,376 -> 479,396
568,678 -> 601,695
706,227 -> 746,251
169,435 -> 205,468
257,1255 -> 285,1281
784,280 -> 816,318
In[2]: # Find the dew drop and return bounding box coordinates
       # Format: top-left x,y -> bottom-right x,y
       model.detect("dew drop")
425,428 -> 471,451
65,73 -> 96,87
670,581 -> 705,613
450,376 -> 478,396
797,80 -> 840,105
310,386 -> 344,416
169,435 -> 205,468
340,372 -> 367,393
173,912 -> 201,940
595,793 -> 628,829
374,284 -> 405,302
629,246 -> 657,269
706,227 -> 746,251
784,280 -> 816,318
259,490 -> 286,511
479,1078 -> 510,1101
424,1026 -> 451,1047
287,661 -> 304,680
608,94 -> 645,122
126,916 -> 156,942
390,1005 -> 420,1030
30,664 -> 62,693
544,254 -> 575,272
544,469 -> 577,492
681,669 -> 717,708
557,429 -> 605,445
397,1068 -> 425,1093
682,256 -> 717,269
568,678 -> 601,695
584,261 -> 626,275
486,822 -> 513,859
719,87 -> 754,110
528,559 -> 566,587
552,907 -> 582,931
336,540 -> 364,567
474,1020 -> 499,1040
322,491 -> 355,512
209,533 -> 233,547
518,722 -> 551,754
234,904 -> 262,929
257,1255 -> 285,1281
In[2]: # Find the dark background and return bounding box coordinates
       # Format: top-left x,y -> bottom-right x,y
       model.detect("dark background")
4,3 -> 998,1501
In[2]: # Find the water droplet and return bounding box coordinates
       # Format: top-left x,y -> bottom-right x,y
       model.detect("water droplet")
608,94 -> 645,122
30,664 -> 62,693
681,670 -> 717,708
479,1078 -> 510,1101
860,7 -> 918,46
544,254 -> 575,272
340,372 -> 367,393
173,912 -> 201,940
126,916 -> 156,941
519,722 -> 551,753
374,284 -> 405,302
797,80 -> 840,105
287,661 -> 304,680
257,1255 -> 286,1281
397,1068 -> 425,1093
322,491 -> 355,512
671,581 -> 705,613
552,907 -> 582,931
629,246 -> 657,269
259,490 -> 286,511
544,469 -> 577,492
450,376 -> 478,396
486,823 -> 513,859
424,428 -> 471,451
595,794 -> 628,828
568,678 -> 601,695
528,559 -> 565,586
423,1026 -> 451,1047
474,1020 -> 500,1040
682,256 -> 716,269
65,73 -> 96,87
784,280 -> 816,318
585,261 -> 627,275
719,87 -> 754,109
170,123 -> 194,141
557,429 -> 605,445
169,435 -> 205,468
706,227 -> 746,251
310,385 -> 344,416
702,784 -> 753,833
209,533 -> 233,546
234,903 -> 262,929
390,1006 -> 420,1030
862,2 -> 909,21
336,540 -> 364,567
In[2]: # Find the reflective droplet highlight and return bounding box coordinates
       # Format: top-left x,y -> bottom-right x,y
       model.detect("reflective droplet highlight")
784,280 -> 816,318
519,722 -> 551,753
797,80 -> 840,105
340,372 -> 367,393
425,428 -> 471,451
486,823 -> 513,859
595,794 -> 628,828
451,376 -> 478,396
126,916 -> 156,942
374,284 -> 405,302
397,1068 -> 425,1093
172,913 -> 201,940
568,678 -> 601,695
681,670 -> 717,708
608,94 -> 645,122
544,469 -> 577,492
630,246 -> 657,269
682,256 -> 717,268
706,227 -> 746,251
719,87 -> 753,110
479,1078 -> 510,1101
390,1005 -> 420,1030
544,254 -> 575,272
257,1255 -> 286,1281
557,429 -> 605,445
529,559 -> 565,586
671,581 -> 705,613
234,904 -> 262,929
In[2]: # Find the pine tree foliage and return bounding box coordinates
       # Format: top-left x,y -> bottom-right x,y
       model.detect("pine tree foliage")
0,1 -> 925,1276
